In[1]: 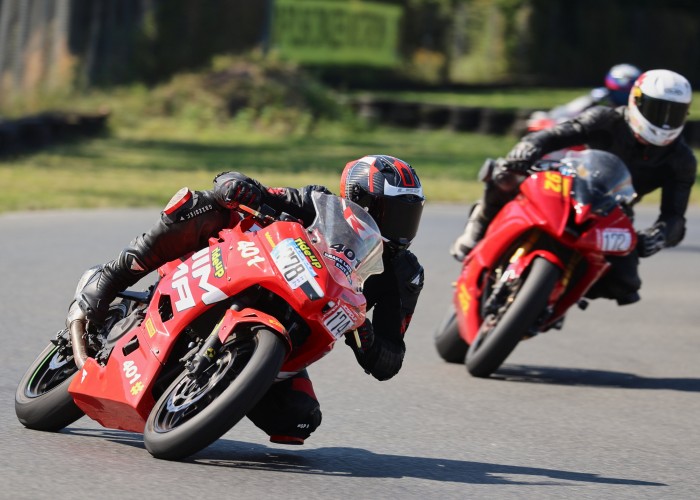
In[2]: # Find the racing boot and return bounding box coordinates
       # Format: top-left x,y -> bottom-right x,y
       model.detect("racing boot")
450,202 -> 490,262
77,247 -> 152,327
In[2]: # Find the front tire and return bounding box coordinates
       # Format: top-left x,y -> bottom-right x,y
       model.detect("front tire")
466,257 -> 561,378
144,328 -> 287,460
434,306 -> 469,364
15,332 -> 84,431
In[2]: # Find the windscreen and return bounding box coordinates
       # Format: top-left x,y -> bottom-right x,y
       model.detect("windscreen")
561,150 -> 637,215
307,192 -> 384,289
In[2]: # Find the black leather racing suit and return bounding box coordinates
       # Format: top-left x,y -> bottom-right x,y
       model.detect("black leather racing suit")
81,174 -> 424,442
486,105 -> 696,301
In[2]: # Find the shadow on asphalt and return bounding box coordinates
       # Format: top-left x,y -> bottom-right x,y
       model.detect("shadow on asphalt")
492,365 -> 700,392
60,428 -> 665,486
190,443 -> 665,486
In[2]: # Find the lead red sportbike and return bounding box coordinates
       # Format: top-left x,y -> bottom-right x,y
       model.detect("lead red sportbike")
435,150 -> 638,378
16,192 -> 383,460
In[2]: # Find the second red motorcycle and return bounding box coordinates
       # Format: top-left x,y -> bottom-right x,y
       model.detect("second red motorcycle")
435,150 -> 638,377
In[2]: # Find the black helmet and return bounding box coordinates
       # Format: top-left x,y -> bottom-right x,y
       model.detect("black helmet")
340,155 -> 424,249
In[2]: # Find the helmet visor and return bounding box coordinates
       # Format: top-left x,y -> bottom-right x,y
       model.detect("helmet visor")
373,196 -> 424,246
635,93 -> 689,129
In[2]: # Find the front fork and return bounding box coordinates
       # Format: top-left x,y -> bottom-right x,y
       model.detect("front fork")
185,303 -> 242,378
184,301 -> 291,378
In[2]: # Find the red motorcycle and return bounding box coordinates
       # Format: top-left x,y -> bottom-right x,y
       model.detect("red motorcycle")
435,150 -> 638,377
15,192 -> 383,460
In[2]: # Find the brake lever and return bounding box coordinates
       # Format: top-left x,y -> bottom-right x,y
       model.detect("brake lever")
237,204 -> 276,225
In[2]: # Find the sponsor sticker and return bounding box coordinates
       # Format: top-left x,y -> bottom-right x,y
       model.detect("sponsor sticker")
145,317 -> 156,338
210,246 -> 225,278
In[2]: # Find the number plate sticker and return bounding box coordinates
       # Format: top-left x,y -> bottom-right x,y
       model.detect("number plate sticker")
598,228 -> 632,252
271,238 -> 324,299
323,304 -> 359,338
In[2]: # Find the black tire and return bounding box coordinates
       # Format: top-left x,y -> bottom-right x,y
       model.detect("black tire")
434,306 -> 469,364
466,257 -> 561,378
144,328 -> 287,460
15,337 -> 84,431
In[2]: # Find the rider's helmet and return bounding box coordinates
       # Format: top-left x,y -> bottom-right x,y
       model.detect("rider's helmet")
605,64 -> 642,105
627,69 -> 692,146
340,155 -> 425,250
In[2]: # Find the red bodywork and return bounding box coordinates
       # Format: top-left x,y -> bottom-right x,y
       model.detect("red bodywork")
454,170 -> 637,345
68,219 -> 367,433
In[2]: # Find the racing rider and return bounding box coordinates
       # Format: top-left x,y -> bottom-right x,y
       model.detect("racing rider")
76,154 -> 425,445
451,69 -> 696,305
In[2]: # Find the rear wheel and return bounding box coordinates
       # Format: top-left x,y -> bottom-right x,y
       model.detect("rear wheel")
15,330 -> 84,431
466,257 -> 561,378
434,305 -> 469,364
144,328 -> 287,460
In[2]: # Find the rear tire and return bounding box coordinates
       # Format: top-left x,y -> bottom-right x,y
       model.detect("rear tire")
466,258 -> 561,378
434,306 -> 469,364
15,335 -> 84,431
144,328 -> 287,460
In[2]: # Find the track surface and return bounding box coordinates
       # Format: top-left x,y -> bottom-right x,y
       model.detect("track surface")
1,205 -> 699,499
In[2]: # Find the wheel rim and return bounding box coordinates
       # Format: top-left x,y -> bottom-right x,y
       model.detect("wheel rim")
151,338 -> 255,433
25,346 -> 76,398
471,268 -> 523,355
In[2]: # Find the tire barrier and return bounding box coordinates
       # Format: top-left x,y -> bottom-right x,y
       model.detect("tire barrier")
351,97 -> 700,147
0,111 -> 110,156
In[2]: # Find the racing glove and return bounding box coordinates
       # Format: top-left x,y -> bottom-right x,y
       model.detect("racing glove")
345,321 -> 404,381
345,319 -> 375,355
636,222 -> 666,258
505,141 -> 542,173
213,172 -> 262,210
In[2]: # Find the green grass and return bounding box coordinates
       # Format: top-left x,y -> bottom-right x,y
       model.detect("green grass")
0,118 -> 506,213
1,85 -> 698,214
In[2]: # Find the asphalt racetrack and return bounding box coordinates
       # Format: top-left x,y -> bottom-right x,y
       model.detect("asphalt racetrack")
1,204 -> 699,499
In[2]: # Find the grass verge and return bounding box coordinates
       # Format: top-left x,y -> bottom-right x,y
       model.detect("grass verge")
1,87 -> 697,213
0,118 -> 505,213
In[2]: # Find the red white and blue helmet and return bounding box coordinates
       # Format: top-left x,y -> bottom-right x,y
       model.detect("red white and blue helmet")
340,155 -> 424,249
605,64 -> 642,105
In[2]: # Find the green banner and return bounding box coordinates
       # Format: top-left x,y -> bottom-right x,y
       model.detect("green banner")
272,0 -> 402,66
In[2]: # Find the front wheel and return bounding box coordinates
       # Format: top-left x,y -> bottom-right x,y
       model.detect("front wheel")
144,328 -> 287,460
15,330 -> 84,431
434,305 -> 469,364
466,257 -> 561,378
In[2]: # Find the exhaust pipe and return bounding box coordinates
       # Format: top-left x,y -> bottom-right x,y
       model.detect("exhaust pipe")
66,302 -> 88,370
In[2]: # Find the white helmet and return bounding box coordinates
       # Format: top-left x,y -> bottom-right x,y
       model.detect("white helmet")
627,69 -> 692,146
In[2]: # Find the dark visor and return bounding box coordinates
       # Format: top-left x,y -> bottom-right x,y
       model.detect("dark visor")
374,196 -> 424,246
635,94 -> 689,128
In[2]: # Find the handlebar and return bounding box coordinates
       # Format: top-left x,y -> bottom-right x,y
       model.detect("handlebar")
237,204 -> 278,225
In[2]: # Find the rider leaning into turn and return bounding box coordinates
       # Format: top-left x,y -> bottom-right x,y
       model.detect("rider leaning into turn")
451,69 -> 697,305
77,154 -> 425,445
